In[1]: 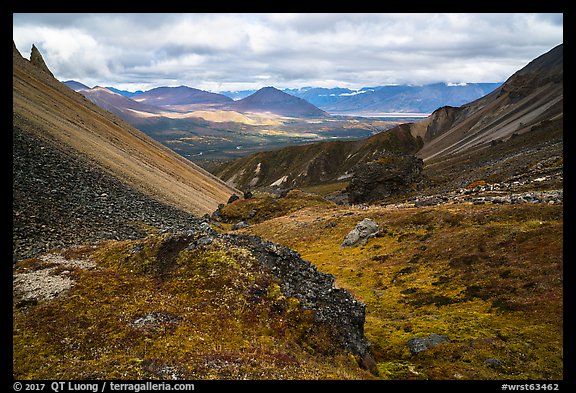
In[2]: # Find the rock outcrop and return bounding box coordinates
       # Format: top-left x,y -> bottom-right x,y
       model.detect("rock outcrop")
346,153 -> 426,204
407,334 -> 449,355
225,234 -> 372,360
29,44 -> 54,77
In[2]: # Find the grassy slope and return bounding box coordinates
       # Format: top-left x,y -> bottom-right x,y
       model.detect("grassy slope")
13,194 -> 563,381
13,234 -> 373,380
238,202 -> 563,379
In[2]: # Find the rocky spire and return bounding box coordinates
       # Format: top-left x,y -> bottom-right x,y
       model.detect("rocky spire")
30,44 -> 54,78
13,41 -> 22,58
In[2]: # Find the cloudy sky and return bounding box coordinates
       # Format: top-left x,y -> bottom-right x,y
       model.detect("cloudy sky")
13,13 -> 563,93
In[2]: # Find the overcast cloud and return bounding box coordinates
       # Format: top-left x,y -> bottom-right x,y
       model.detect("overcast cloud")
12,13 -> 563,92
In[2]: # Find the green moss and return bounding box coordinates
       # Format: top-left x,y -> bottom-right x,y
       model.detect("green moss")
14,200 -> 562,380
302,181 -> 349,196
220,189 -> 335,225
242,202 -> 563,380
13,233 -> 373,380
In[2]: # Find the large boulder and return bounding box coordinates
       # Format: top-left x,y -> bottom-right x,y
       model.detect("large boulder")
346,153 -> 426,204
341,218 -> 380,247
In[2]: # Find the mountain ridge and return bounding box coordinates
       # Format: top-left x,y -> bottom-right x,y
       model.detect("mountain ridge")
413,44 -> 563,162
309,83 -> 503,115
225,86 -> 329,118
64,82 -> 330,120
133,85 -> 234,107
215,123 -> 423,191
13,42 -> 240,258
84,82 -> 504,116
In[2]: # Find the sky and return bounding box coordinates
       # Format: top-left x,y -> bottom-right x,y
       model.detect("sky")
12,13 -> 563,93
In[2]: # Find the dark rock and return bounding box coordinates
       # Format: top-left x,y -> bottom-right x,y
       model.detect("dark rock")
324,191 -> 349,205
227,194 -> 240,204
415,196 -> 444,207
130,243 -> 145,254
484,357 -> 504,368
360,352 -> 379,375
224,234 -> 371,358
29,44 -> 54,77
211,207 -> 223,222
346,153 -> 426,204
186,235 -> 214,249
278,188 -> 290,198
231,221 -> 250,230
407,334 -> 449,355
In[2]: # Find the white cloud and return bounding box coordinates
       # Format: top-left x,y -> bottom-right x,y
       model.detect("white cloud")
13,13 -> 563,92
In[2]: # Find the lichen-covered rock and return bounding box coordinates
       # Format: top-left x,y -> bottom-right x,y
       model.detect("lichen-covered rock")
407,334 -> 449,355
341,218 -> 380,247
231,221 -> 250,230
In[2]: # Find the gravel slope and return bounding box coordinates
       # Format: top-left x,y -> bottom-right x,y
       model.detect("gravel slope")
13,121 -> 206,260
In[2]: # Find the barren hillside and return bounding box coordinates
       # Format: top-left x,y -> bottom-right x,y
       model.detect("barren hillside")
13,43 -> 240,259
413,44 -> 563,162
214,44 -> 562,201
13,43 -> 239,216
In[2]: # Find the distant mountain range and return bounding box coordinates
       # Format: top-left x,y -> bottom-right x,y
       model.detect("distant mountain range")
222,83 -> 503,115
63,82 -> 327,119
133,86 -> 233,107
310,83 -> 503,115
224,86 -> 329,118
65,81 -> 502,117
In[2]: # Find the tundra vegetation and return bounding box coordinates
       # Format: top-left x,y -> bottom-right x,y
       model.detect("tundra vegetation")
13,232 -> 373,380
226,195 -> 563,379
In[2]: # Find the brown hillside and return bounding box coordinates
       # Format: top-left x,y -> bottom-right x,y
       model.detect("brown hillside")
216,124 -> 422,191
413,44 -> 563,162
13,43 -> 239,216
411,44 -> 563,194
